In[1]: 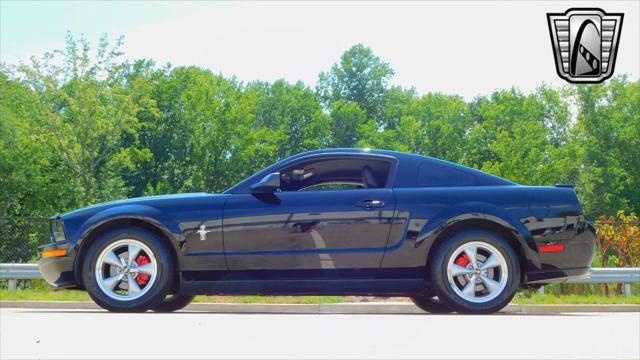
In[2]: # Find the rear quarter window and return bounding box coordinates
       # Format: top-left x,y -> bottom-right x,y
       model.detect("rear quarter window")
418,162 -> 476,187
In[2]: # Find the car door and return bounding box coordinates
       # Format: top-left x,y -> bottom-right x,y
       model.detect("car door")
223,154 -> 397,274
223,188 -> 396,270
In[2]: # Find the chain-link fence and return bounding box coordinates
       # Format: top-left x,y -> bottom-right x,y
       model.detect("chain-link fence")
0,217 -> 51,263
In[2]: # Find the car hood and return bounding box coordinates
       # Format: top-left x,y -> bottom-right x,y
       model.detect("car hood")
59,192 -> 223,220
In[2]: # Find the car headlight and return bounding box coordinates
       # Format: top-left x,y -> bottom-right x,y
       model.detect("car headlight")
50,220 -> 67,242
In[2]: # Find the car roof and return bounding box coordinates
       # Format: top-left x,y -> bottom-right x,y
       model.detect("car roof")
280,148 -> 427,164
286,147 -> 409,157
280,148 -> 493,176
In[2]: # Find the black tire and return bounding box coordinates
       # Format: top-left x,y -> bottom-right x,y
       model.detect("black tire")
151,294 -> 195,313
82,227 -> 175,312
430,230 -> 520,314
411,295 -> 453,314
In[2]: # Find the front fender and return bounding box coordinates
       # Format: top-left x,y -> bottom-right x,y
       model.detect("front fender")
71,204 -> 182,251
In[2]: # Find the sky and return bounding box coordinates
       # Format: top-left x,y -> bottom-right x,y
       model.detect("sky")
1,0 -> 639,100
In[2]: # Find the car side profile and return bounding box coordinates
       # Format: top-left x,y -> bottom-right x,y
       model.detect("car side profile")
38,148 -> 595,314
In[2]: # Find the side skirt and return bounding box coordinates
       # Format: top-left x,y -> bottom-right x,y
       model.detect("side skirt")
179,278 -> 426,296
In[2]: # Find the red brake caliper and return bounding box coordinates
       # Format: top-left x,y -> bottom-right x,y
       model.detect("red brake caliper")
455,253 -> 470,268
136,255 -> 151,286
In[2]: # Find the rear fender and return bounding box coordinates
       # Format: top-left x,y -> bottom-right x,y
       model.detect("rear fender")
415,202 -> 541,270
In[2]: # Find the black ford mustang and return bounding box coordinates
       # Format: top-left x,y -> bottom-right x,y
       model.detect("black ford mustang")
38,148 -> 595,313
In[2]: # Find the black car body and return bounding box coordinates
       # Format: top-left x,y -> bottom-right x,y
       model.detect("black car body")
38,148 -> 595,313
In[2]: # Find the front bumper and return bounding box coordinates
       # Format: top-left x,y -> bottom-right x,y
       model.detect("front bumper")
37,242 -> 77,288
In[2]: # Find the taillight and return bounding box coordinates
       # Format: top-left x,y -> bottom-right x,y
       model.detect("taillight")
540,244 -> 565,253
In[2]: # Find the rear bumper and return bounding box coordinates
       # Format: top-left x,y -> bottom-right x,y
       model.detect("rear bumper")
525,267 -> 591,284
525,220 -> 596,284
36,242 -> 77,288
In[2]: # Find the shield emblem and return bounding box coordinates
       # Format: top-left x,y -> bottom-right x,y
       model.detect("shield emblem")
547,8 -> 624,83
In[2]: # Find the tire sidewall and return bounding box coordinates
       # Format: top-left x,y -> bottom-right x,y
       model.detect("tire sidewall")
82,227 -> 174,312
431,230 -> 520,314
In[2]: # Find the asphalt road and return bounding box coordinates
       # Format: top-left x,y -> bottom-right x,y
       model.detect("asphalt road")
1,308 -> 639,359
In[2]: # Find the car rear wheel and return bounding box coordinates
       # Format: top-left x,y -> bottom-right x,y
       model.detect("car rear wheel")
430,230 -> 520,314
82,228 -> 175,312
151,294 -> 196,312
411,295 -> 453,314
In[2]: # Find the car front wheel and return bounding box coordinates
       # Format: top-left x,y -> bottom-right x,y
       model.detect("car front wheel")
82,228 -> 175,312
430,230 -> 520,314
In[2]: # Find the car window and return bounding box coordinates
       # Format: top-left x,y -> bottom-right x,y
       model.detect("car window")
279,157 -> 391,191
418,162 -> 476,187
299,182 -> 363,191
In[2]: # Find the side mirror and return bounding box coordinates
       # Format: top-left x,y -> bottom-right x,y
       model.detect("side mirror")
251,172 -> 281,194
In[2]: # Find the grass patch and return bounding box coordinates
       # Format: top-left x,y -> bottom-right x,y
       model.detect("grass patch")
513,292 -> 640,304
2,288 -> 639,305
0,288 -> 91,302
0,289 -> 343,304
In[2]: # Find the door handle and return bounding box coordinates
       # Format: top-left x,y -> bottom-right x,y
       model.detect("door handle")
355,200 -> 385,209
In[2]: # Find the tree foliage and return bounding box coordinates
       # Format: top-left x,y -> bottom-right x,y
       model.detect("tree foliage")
4,34 -> 151,207
596,211 -> 640,268
1,35 -> 638,219
317,44 -> 394,124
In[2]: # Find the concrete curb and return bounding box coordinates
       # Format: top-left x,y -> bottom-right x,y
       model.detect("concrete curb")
1,301 -> 639,314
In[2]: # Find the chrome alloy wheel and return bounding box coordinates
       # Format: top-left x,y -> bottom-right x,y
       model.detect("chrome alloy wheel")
95,239 -> 158,301
446,241 -> 508,303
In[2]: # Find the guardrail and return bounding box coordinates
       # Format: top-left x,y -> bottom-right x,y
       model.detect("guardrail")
0,264 -> 42,290
539,267 -> 640,296
1,264 -> 639,295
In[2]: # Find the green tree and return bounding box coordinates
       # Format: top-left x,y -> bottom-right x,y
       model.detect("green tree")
2,36 -> 638,223
329,100 -> 369,148
146,66 -> 251,193
248,79 -> 332,160
317,44 -> 394,123
11,34 -> 151,205
461,87 -> 575,186
118,59 -> 164,197
377,86 -> 416,130
0,73 -> 76,216
406,93 -> 471,162
574,77 -> 640,217
359,92 -> 471,163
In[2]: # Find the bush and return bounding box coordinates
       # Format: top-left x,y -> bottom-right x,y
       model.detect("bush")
596,211 -> 640,268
